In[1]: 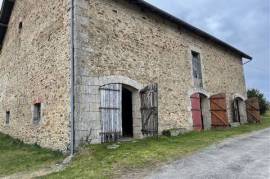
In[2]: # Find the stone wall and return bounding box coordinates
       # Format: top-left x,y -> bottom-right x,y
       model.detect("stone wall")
74,0 -> 247,144
0,0 -> 248,150
76,0 -> 248,144
0,0 -> 71,152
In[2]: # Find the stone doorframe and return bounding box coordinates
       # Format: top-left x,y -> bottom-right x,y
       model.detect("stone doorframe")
187,88 -> 211,130
232,93 -> 247,101
97,76 -> 144,90
75,75 -> 144,145
232,93 -> 248,124
98,76 -> 144,139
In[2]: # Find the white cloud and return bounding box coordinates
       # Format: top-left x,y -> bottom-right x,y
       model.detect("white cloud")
0,0 -> 3,12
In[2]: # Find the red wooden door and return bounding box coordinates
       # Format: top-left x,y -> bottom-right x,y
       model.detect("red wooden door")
246,97 -> 261,123
210,93 -> 229,128
191,93 -> 203,131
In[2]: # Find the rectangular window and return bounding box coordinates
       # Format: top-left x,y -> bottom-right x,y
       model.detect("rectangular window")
192,51 -> 203,88
6,111 -> 10,125
33,103 -> 41,124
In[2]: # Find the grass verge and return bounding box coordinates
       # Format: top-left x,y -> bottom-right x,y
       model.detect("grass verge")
0,134 -> 64,177
44,112 -> 270,179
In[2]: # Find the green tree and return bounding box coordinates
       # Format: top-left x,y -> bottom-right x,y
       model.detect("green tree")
247,89 -> 269,115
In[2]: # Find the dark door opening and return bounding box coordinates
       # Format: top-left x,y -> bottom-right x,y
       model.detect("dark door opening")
233,99 -> 241,122
200,95 -> 205,130
236,100 -> 240,122
122,87 -> 133,137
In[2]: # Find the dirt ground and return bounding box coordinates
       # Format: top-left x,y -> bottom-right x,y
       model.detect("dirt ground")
141,128 -> 270,179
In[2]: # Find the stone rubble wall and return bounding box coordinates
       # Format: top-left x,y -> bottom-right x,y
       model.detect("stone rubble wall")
0,0 -> 248,150
0,0 -> 71,152
74,0 -> 247,144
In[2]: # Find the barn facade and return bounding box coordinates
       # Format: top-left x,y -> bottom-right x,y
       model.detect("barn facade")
0,0 -> 255,152
72,0 -> 252,147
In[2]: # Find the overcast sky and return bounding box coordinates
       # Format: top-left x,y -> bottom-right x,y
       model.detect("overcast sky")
0,0 -> 269,100
145,0 -> 270,100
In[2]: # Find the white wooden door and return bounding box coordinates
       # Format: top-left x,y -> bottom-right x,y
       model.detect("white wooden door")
100,84 -> 122,142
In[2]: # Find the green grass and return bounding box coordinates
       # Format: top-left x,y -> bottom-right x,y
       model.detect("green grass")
44,112 -> 270,179
0,134 -> 64,177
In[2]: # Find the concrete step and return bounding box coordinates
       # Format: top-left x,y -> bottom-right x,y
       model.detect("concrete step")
230,122 -> 241,128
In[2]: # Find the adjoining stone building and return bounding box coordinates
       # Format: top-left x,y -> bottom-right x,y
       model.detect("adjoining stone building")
0,0 -> 253,152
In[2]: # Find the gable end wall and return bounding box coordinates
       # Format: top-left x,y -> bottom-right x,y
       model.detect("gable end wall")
0,0 -> 71,152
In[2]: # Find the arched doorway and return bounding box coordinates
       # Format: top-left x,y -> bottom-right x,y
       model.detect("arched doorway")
233,97 -> 246,123
191,93 -> 211,131
100,83 -> 139,142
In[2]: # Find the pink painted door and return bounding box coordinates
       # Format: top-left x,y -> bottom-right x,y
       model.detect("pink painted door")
191,93 -> 203,131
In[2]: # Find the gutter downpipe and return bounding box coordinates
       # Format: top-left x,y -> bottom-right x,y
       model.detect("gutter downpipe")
70,0 -> 75,155
243,58 -> 252,65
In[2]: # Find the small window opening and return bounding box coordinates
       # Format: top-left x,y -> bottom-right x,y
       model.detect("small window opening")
33,103 -> 41,124
192,51 -> 203,88
18,22 -> 23,32
6,111 -> 10,125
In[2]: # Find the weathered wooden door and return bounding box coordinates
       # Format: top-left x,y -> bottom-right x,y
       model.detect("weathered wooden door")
100,84 -> 122,143
140,83 -> 158,136
210,93 -> 229,127
246,97 -> 261,123
191,93 -> 203,131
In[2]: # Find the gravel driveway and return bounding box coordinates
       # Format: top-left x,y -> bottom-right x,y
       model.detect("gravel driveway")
144,128 -> 270,179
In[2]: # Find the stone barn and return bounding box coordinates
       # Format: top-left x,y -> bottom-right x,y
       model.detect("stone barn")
0,0 -> 256,152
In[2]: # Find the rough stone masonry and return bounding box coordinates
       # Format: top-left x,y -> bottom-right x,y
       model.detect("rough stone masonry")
0,0 -> 251,152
